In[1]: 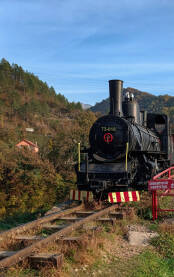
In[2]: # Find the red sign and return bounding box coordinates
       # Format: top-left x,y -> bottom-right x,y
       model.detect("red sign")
148,179 -> 174,191
104,133 -> 113,143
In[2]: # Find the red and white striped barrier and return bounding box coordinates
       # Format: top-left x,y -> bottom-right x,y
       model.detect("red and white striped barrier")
108,191 -> 140,203
70,190 -> 140,203
70,190 -> 93,201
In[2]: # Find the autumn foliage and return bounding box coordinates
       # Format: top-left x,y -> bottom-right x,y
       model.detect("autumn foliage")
0,58 -> 97,218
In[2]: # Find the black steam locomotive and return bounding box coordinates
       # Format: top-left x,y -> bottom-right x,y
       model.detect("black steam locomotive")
76,80 -> 174,196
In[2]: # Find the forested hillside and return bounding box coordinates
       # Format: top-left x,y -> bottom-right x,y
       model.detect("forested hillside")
90,87 -> 174,130
0,58 -> 97,218
1,58 -> 174,219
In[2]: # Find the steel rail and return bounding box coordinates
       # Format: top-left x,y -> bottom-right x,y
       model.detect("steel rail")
0,204 -> 117,269
0,203 -> 83,240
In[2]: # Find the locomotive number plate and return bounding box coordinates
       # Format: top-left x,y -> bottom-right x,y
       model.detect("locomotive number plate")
101,127 -> 116,132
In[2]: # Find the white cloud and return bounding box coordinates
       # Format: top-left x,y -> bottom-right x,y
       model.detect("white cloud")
1,0 -> 174,104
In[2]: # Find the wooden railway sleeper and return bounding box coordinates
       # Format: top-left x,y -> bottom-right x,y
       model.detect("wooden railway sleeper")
0,204 -> 118,269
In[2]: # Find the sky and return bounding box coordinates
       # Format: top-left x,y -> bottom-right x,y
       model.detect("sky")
1,0 -> 174,105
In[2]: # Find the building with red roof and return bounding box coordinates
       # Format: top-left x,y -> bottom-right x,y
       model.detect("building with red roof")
16,139 -> 39,153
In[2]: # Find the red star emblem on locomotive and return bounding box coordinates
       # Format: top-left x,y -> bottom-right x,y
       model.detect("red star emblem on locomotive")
104,133 -> 113,143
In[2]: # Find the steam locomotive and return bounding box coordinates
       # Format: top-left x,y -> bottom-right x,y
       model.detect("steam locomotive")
76,80 -> 174,196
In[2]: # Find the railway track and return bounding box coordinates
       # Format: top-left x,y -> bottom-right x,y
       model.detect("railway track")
0,202 -> 127,271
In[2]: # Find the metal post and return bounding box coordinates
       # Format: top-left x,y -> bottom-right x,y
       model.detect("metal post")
78,143 -> 80,171
152,191 -> 155,221
85,154 -> 89,183
125,142 -> 129,171
168,169 -> 171,178
154,191 -> 158,219
152,191 -> 158,220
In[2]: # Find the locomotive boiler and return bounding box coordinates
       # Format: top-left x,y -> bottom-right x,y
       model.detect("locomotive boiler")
76,80 -> 174,196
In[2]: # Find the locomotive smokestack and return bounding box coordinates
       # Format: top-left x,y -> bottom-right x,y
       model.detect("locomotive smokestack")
109,79 -> 123,116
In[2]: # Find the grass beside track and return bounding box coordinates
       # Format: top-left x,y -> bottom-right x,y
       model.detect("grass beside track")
2,194 -> 174,277
0,211 -> 46,231
3,215 -> 174,277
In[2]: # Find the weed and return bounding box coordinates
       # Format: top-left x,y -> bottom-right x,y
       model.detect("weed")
148,222 -> 159,232
97,241 -> 104,250
137,207 -> 152,220
127,250 -> 174,277
0,210 -> 46,231
66,248 -> 77,263
151,233 -> 174,258
6,268 -> 39,277
159,222 -> 174,234
102,223 -> 112,233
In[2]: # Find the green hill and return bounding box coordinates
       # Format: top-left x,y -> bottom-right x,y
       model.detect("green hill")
0,58 -> 96,155
90,87 -> 174,130
0,58 -> 97,218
